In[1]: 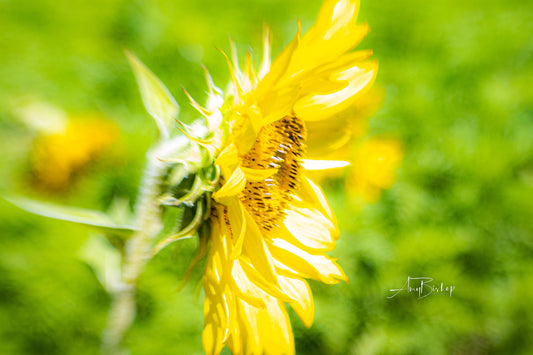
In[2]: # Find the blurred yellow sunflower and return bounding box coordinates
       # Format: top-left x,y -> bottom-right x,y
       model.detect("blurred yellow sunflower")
31,115 -> 117,189
197,0 -> 378,353
347,138 -> 403,204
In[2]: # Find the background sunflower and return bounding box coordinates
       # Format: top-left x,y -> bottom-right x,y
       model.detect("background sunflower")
0,0 -> 532,354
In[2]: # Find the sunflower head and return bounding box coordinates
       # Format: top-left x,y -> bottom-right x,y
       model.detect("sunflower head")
30,115 -> 118,190
191,0 -> 378,353
127,1 -> 383,354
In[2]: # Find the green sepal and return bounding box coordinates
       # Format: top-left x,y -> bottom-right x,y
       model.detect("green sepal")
159,165 -> 218,208
177,222 -> 211,290
158,141 -> 212,176
155,204 -> 187,244
159,174 -> 206,207
153,197 -> 209,255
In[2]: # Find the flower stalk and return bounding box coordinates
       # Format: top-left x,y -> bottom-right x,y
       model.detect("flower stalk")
101,50 -> 217,353
101,145 -> 166,354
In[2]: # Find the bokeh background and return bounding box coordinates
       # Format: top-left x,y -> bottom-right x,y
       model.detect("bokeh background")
1,0 -> 532,354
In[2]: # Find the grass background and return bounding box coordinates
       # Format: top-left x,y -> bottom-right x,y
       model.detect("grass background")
1,0 -> 532,354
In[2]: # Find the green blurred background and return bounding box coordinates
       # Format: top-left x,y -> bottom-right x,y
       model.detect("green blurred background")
1,0 -> 532,354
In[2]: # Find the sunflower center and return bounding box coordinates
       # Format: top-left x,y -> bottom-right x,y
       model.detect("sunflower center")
239,114 -> 306,231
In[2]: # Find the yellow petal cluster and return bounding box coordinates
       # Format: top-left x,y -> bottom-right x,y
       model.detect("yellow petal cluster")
201,1 -> 377,353
347,138 -> 403,203
31,116 -> 117,189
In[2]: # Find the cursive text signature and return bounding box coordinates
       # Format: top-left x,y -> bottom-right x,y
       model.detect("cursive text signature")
388,276 -> 455,299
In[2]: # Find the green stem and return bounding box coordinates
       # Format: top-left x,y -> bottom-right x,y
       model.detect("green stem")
101,146 -> 166,355
100,135 -> 191,354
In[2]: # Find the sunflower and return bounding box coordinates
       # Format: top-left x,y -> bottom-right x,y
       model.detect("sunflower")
347,138 -> 403,204
30,115 -> 118,190
190,0 -> 378,353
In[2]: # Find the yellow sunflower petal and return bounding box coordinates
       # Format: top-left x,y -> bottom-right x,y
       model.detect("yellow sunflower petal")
305,112 -> 357,159
240,208 -> 280,286
269,237 -> 347,284
314,0 -> 360,38
228,299 -> 262,354
258,24 -> 272,80
212,166 -> 246,203
227,291 -> 294,355
241,51 -> 257,94
256,20 -> 301,98
297,177 -> 336,222
301,159 -> 350,170
240,166 -> 277,182
296,49 -> 374,99
231,114 -> 258,156
255,297 -> 295,355
253,22 -> 302,129
215,142 -> 239,176
227,198 -> 246,260
282,205 -> 338,252
294,60 -> 378,121
223,201 -> 291,302
321,49 -> 374,71
258,86 -> 300,129
288,0 -> 367,75
233,256 -> 291,302
203,220 -> 234,355
279,275 -> 314,328
202,284 -> 233,355
230,259 -> 266,308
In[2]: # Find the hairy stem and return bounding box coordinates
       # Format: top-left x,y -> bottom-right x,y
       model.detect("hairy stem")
100,136 -> 191,354
101,147 -> 166,355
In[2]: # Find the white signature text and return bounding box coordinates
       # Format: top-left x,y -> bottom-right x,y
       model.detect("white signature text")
388,276 -> 455,299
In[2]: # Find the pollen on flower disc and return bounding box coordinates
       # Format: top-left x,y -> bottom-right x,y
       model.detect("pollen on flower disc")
240,114 -> 306,231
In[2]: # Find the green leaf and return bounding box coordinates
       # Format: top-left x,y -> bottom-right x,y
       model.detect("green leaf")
78,234 -> 123,293
125,50 -> 179,139
4,195 -> 137,236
